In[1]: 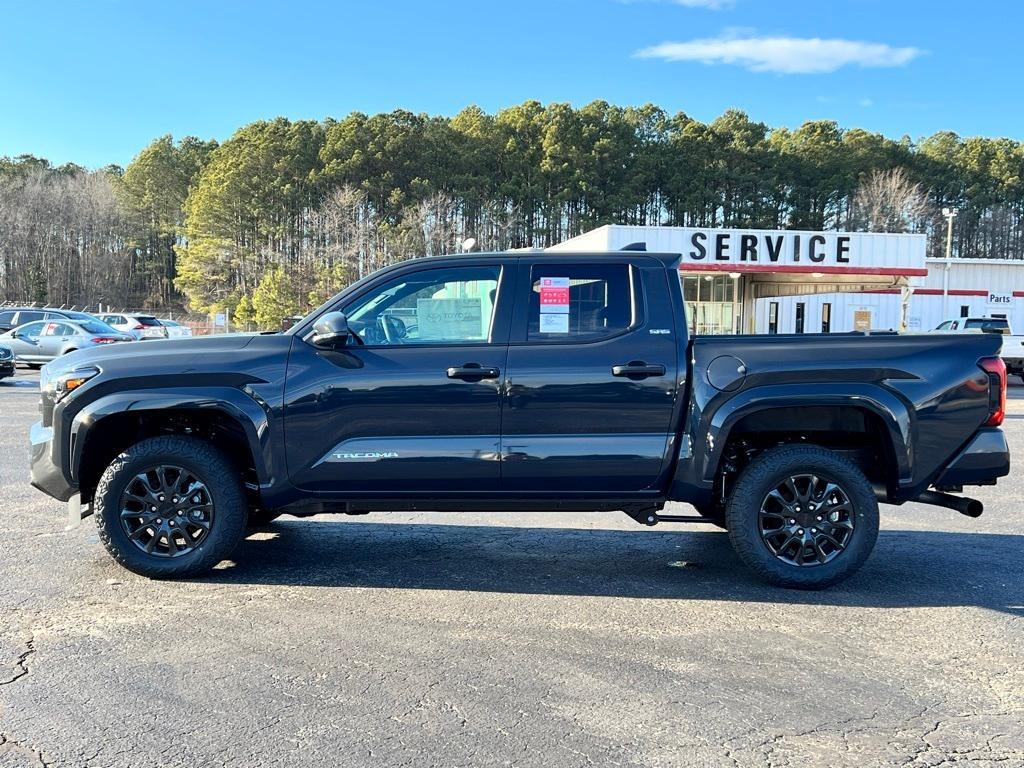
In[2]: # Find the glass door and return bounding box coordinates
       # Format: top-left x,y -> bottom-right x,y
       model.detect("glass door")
680,274 -> 741,335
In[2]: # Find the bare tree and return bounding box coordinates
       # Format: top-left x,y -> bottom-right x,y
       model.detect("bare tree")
852,167 -> 932,233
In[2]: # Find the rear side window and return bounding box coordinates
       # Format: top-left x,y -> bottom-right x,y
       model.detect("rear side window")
965,319 -> 1009,334
527,264 -> 635,342
18,311 -> 44,324
0,312 -> 15,326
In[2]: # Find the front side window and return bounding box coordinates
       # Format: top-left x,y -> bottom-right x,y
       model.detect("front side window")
0,312 -> 15,326
15,321 -> 45,341
18,311 -> 44,324
344,265 -> 500,346
527,264 -> 634,342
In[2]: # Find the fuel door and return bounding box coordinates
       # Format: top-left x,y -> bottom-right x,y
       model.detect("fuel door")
706,354 -> 747,392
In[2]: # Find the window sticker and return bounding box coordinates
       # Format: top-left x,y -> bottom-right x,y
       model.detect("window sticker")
417,298 -> 484,340
539,277 -> 570,314
539,313 -> 570,334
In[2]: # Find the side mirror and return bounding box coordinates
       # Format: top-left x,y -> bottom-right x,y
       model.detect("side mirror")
311,311 -> 351,347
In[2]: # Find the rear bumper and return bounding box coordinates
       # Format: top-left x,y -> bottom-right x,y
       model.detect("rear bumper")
935,428 -> 1010,487
29,420 -> 77,502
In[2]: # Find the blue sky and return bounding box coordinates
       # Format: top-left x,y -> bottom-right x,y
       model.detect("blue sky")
1,0 -> 1019,168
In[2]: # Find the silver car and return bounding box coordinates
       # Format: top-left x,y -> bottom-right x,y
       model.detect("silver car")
1,318 -> 132,366
98,313 -> 168,340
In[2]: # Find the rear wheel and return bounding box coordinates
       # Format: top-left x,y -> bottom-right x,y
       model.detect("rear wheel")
93,435 -> 247,578
724,444 -> 879,589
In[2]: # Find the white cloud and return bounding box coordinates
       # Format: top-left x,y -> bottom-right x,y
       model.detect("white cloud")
859,97 -> 874,107
635,33 -> 923,74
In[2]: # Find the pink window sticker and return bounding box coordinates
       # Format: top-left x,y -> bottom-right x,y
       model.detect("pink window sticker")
539,276 -> 570,314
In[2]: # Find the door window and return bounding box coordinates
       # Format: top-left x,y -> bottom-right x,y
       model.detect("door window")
15,321 -> 45,341
526,264 -> 635,342
795,303 -> 805,334
768,302 -> 779,334
44,322 -> 73,336
344,265 -> 500,346
0,312 -> 15,327
17,311 -> 44,324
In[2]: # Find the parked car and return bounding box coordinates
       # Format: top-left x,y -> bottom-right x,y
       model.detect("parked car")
98,313 -> 168,340
933,317 -> 1024,381
2,318 -> 131,366
30,250 -> 1009,588
933,316 -> 1011,334
0,307 -> 101,334
158,318 -> 193,338
0,344 -> 14,380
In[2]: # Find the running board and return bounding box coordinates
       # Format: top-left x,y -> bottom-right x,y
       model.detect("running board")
623,507 -> 707,526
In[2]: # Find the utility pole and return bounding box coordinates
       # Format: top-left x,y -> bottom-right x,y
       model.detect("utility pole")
942,207 -> 958,318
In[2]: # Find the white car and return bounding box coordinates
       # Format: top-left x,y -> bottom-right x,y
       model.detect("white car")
933,317 -> 1024,381
98,313 -> 169,340
159,318 -> 193,338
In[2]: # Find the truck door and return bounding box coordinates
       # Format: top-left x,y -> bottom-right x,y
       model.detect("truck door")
500,257 -> 681,493
283,260 -> 514,494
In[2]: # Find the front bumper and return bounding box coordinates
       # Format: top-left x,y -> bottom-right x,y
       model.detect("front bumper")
0,360 -> 14,378
935,428 -> 1010,488
29,420 -> 77,502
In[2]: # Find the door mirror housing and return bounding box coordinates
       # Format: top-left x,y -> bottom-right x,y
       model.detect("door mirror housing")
311,312 -> 352,347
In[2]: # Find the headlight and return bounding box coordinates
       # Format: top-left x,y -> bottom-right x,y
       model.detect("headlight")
43,366 -> 100,403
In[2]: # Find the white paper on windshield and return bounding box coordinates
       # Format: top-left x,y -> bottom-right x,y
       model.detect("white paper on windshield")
539,313 -> 569,334
417,298 -> 483,340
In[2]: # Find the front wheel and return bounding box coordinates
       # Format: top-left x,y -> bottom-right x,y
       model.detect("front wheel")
93,435 -> 247,578
724,445 -> 879,589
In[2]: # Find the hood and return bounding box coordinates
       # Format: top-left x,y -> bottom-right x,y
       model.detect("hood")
43,333 -> 260,378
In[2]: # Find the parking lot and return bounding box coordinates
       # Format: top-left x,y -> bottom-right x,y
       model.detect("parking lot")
0,368 -> 1021,768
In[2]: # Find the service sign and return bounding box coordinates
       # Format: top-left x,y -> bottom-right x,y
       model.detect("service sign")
679,229 -> 852,268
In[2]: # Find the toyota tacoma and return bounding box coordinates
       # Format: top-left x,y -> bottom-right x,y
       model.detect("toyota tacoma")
29,251 -> 1011,588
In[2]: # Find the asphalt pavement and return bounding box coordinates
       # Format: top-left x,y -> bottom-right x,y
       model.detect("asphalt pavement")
0,367 -> 1021,767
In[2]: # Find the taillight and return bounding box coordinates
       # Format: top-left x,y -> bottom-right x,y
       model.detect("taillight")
91,337 -> 118,344
979,356 -> 1006,426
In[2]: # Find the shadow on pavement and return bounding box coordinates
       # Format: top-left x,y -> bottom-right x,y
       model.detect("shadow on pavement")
200,519 -> 1024,615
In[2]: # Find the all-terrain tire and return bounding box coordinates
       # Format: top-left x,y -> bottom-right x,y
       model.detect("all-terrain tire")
724,444 -> 879,589
93,435 -> 247,578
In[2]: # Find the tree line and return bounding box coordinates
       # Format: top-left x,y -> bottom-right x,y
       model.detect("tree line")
1,101 -> 1022,327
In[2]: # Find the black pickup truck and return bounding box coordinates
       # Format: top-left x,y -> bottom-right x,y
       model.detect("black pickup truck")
29,251 -> 1010,588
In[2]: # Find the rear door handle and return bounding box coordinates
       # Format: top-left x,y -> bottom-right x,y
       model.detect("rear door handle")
612,362 -> 666,379
447,363 -> 500,380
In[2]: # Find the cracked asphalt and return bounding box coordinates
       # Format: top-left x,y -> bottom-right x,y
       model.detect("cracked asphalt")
1,368 -> 1022,767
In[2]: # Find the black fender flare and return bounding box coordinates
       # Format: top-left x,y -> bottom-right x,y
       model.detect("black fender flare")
670,382 -> 914,501
68,387 -> 275,488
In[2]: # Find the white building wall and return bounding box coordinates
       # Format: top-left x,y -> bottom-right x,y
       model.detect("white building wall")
755,291 -> 1024,334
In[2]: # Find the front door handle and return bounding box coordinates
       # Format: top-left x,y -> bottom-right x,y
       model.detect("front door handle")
447,363 -> 500,380
612,362 -> 666,379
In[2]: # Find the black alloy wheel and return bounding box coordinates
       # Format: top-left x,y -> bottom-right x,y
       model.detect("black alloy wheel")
119,465 -> 215,557
757,474 -> 855,566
